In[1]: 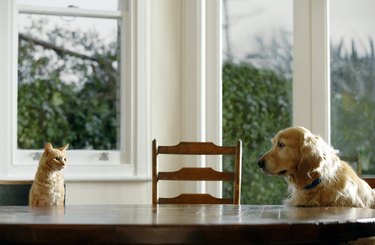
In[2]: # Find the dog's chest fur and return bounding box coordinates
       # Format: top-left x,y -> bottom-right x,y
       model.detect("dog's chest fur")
287,161 -> 375,208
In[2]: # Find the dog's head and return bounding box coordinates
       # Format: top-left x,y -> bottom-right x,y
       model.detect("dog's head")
257,126 -> 328,188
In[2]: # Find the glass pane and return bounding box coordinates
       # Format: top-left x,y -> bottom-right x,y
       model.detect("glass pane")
18,14 -> 120,150
222,0 -> 293,204
16,0 -> 119,11
330,0 -> 375,175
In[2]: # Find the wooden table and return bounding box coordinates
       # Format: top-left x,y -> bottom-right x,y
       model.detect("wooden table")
0,205 -> 375,244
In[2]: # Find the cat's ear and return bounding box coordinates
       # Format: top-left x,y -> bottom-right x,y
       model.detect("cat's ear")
59,144 -> 69,152
44,142 -> 54,154
45,142 -> 53,151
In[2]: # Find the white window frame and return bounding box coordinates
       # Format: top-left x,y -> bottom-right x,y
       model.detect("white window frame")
293,0 -> 330,142
0,0 -> 150,181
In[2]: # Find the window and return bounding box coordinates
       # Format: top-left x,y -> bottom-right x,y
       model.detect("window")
330,0 -> 375,176
222,0 -> 293,204
0,0 -> 150,180
180,0 -> 352,205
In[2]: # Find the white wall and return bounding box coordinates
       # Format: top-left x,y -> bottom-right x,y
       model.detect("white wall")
66,181 -> 150,204
65,0 -> 182,205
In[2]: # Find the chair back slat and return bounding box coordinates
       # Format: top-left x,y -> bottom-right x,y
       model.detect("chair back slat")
158,193 -> 233,205
158,167 -> 234,181
158,142 -> 236,155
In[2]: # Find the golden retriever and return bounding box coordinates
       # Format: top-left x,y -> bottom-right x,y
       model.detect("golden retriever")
257,126 -> 375,208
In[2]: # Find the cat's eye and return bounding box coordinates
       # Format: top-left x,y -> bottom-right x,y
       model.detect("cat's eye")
55,157 -> 62,161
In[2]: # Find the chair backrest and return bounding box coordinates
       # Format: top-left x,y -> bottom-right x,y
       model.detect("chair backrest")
363,178 -> 375,189
0,180 -> 33,206
152,139 -> 242,205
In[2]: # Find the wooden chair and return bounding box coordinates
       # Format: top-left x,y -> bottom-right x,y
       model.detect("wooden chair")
152,139 -> 242,205
0,180 -> 33,206
363,178 -> 375,188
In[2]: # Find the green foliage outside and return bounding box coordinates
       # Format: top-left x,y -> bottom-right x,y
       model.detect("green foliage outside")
222,61 -> 291,204
330,40 -> 375,174
17,18 -> 119,150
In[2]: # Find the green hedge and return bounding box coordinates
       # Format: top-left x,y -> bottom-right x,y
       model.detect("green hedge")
222,61 -> 291,204
330,41 -> 375,174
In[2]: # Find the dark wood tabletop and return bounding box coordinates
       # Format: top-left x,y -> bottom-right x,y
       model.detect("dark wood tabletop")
0,204 -> 375,244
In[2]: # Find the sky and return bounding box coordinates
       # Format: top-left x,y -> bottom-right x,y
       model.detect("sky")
224,0 -> 375,60
223,0 -> 293,60
330,0 -> 375,55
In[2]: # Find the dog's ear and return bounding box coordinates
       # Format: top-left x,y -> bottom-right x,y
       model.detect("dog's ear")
296,134 -> 324,187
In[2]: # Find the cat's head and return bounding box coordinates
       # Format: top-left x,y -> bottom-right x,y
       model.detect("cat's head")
43,143 -> 69,171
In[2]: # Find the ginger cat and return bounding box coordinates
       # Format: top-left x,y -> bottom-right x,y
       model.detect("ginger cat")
29,143 -> 68,206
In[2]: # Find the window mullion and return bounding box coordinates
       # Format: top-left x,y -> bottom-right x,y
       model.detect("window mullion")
293,0 -> 330,141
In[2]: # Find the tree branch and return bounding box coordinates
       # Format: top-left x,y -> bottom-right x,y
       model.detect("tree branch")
19,33 -> 99,63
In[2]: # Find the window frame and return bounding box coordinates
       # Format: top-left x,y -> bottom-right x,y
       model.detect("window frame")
0,0 -> 150,181
293,0 -> 330,141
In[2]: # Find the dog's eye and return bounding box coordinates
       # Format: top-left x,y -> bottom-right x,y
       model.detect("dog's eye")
277,142 -> 285,148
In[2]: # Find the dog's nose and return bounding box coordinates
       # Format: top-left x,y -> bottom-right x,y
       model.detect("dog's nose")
257,159 -> 265,169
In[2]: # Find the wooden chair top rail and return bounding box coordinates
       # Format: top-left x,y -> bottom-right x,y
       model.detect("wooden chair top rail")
158,194 -> 233,204
156,140 -> 240,155
158,167 -> 235,181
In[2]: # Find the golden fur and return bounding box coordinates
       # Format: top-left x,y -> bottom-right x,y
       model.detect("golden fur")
257,126 -> 375,208
29,143 -> 68,206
